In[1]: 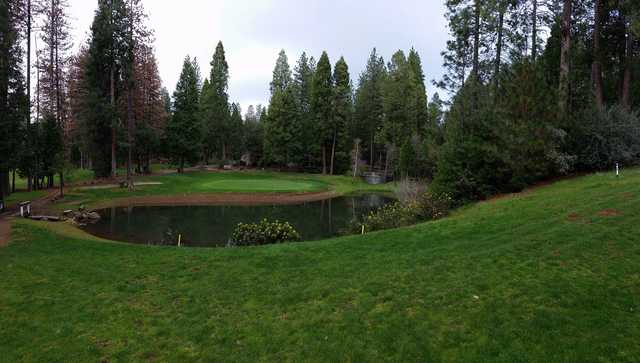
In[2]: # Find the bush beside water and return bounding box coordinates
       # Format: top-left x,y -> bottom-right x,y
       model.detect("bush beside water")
229,219 -> 301,247
349,190 -> 452,234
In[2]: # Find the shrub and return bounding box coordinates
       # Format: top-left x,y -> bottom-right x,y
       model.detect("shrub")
576,105 -> 640,170
348,191 -> 452,234
394,179 -> 426,204
229,219 -> 301,247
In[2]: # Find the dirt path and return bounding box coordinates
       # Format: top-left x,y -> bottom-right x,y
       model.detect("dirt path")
0,217 -> 10,247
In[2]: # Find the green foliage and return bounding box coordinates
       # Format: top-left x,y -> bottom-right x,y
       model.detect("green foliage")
399,141 -> 416,178
200,41 -> 231,161
270,50 -> 292,95
165,56 -> 201,171
431,81 -> 511,202
353,49 -> 386,168
381,50 -> 414,147
575,105 -> 640,170
83,0 -> 129,177
350,191 -> 452,234
39,114 -> 65,178
331,57 -> 353,174
230,219 -> 301,246
264,50 -> 304,167
310,52 -> 334,173
264,87 -> 301,166
242,105 -> 265,166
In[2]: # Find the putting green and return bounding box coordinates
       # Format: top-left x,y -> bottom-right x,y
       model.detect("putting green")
200,178 -> 324,192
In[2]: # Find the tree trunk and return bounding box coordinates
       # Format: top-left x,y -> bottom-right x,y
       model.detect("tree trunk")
111,66 -> 117,178
621,20 -> 633,110
12,170 -> 16,194
59,172 -> 64,198
26,0 -> 32,192
532,0 -> 538,62
330,131 -> 337,175
321,144 -> 326,174
370,134 -> 375,168
0,172 -> 8,200
493,3 -> 505,101
472,0 -> 481,81
127,86 -> 134,190
558,0 -> 572,115
591,0 -> 604,110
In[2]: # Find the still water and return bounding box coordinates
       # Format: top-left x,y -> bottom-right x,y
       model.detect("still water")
82,194 -> 394,247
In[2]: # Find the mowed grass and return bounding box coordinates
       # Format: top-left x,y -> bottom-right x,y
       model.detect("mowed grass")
1,170 -> 640,362
56,171 -> 392,210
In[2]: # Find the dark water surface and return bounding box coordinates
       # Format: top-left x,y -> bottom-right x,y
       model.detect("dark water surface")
82,194 -> 394,247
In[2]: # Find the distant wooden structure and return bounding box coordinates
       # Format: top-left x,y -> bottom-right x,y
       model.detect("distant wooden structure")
362,172 -> 389,185
19,202 -> 32,218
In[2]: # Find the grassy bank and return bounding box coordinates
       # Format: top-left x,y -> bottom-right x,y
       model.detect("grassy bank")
1,170 -> 639,361
54,171 -> 393,210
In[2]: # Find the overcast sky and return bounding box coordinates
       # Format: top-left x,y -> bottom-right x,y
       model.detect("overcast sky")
67,0 -> 449,112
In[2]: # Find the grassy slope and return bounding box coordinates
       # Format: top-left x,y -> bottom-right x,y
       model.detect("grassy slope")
1,170 -> 639,362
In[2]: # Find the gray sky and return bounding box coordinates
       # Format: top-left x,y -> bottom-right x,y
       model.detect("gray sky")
68,0 -> 449,111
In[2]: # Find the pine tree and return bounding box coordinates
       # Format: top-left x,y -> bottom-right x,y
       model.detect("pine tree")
331,56 -> 352,174
1,0 -> 28,198
292,52 -> 316,167
264,50 -> 302,166
84,0 -> 128,177
407,48 -> 429,134
382,50 -> 414,149
354,48 -> 386,168
201,41 -> 230,162
228,102 -> 243,159
242,104 -> 264,166
270,49 -> 292,95
264,87 -> 298,165
310,51 -> 333,174
36,0 -> 72,194
166,56 -> 201,172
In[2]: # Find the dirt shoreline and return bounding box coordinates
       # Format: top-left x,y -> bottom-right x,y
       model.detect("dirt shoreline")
89,190 -> 340,210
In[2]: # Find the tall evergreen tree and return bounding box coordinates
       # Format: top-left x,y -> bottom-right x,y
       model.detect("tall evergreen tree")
84,0 -> 128,177
310,51 -> 333,174
264,87 -> 299,166
407,48 -> 429,134
264,50 -> 302,166
331,56 -> 352,174
201,41 -> 230,162
166,56 -> 200,172
0,0 -> 28,199
270,49 -> 292,95
354,48 -> 386,167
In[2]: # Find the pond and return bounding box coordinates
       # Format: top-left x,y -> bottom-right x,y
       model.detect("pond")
82,194 -> 394,247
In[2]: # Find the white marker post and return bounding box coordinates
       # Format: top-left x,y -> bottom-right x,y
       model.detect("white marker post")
616,163 -> 620,177
178,234 -> 182,247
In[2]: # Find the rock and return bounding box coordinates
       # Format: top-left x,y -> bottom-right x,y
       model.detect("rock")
72,210 -> 101,225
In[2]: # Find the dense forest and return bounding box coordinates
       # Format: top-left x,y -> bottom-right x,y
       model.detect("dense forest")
1,0 -> 640,204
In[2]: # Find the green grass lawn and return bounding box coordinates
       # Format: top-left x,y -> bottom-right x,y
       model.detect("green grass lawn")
1,170 -> 639,361
55,171 -> 392,210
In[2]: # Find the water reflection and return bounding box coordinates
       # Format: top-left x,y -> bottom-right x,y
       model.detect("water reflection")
82,194 -> 394,247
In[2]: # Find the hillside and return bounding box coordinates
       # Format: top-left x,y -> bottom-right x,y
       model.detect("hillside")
1,170 -> 639,362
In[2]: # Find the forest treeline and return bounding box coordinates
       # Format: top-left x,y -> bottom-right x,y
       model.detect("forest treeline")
1,0 -> 640,204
